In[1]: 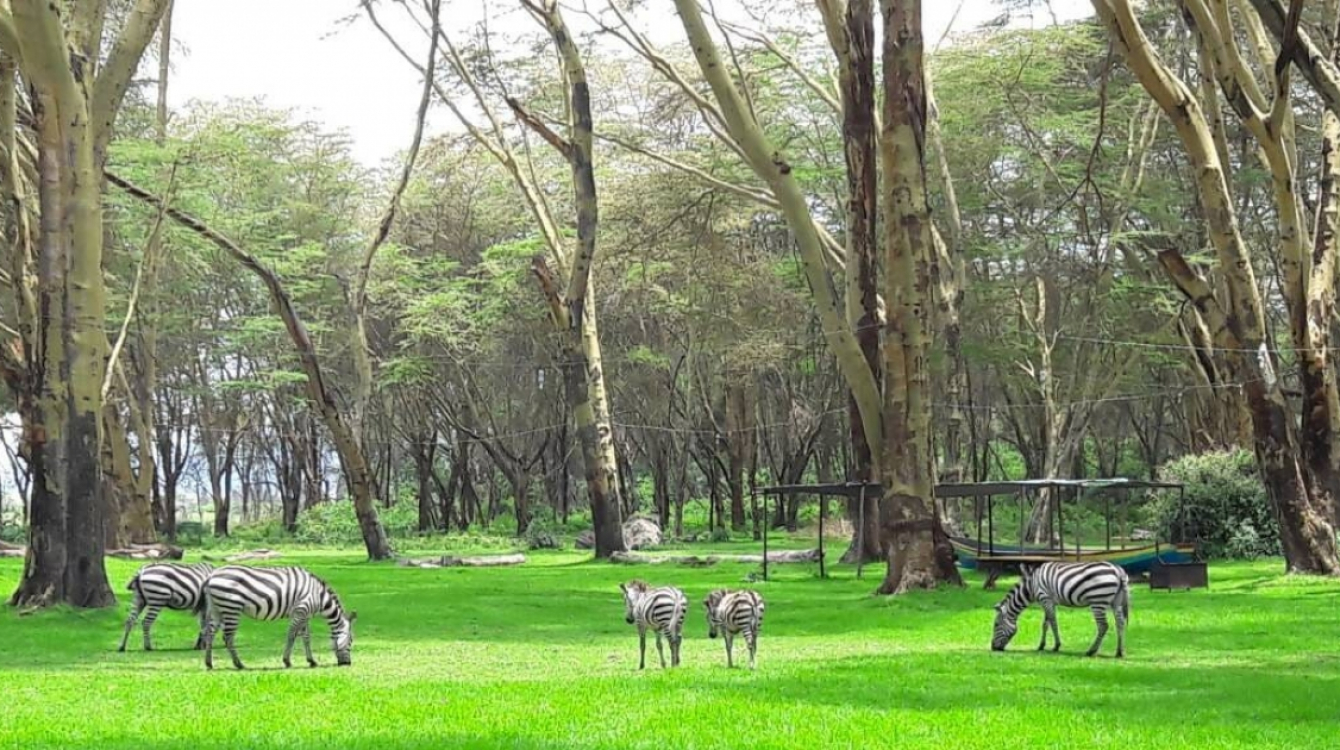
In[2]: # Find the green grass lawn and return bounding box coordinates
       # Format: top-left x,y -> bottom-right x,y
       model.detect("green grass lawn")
0,551 -> 1336,749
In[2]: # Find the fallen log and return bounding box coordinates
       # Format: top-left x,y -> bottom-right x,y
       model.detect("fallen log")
203,549 -> 282,563
610,549 -> 822,566
108,542 -> 184,561
397,553 -> 527,569
0,543 -> 24,558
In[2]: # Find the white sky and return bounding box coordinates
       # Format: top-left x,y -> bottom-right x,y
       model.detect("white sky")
168,0 -> 1094,167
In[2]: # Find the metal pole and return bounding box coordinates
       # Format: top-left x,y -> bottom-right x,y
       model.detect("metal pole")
763,495 -> 771,581
1105,491 -> 1112,552
856,483 -> 867,580
819,493 -> 827,579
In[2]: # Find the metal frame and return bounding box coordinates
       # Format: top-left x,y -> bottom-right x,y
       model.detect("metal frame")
754,478 -> 1191,581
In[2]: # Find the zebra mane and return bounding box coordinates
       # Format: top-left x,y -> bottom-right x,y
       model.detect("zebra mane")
996,578 -> 1033,618
623,579 -> 650,593
703,589 -> 727,607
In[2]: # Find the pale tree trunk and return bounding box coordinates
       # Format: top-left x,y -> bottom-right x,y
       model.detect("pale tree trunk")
513,0 -> 627,557
6,0 -> 171,608
366,0 -> 626,556
876,0 -> 961,594
926,76 -> 969,486
670,0 -> 884,460
1094,0 -> 1339,574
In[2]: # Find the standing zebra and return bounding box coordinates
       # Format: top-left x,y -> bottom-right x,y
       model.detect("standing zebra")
619,580 -> 688,669
119,562 -> 215,652
202,565 -> 357,670
703,588 -> 765,670
991,561 -> 1130,657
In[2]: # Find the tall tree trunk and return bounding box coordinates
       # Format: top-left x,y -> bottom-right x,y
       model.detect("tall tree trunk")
877,0 -> 961,594
821,0 -> 884,565
513,0 -> 627,558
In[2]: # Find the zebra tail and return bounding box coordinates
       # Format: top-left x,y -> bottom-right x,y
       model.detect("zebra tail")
671,593 -> 686,636
126,571 -> 141,594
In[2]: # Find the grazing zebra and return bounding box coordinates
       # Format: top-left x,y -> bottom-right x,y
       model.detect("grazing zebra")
619,580 -> 688,669
202,565 -> 357,670
703,588 -> 765,670
118,562 -> 215,652
991,561 -> 1130,658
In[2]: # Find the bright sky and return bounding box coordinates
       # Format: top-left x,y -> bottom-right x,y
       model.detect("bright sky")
168,0 -> 1094,167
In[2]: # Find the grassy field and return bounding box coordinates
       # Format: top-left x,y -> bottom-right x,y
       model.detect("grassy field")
0,550 -> 1336,749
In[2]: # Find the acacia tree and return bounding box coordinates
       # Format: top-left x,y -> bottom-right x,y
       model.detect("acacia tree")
2,0 -> 172,608
365,0 -> 628,557
1092,0 -> 1340,573
667,0 -> 958,592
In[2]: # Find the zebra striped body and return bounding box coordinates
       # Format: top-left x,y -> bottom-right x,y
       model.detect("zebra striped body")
992,561 -> 1130,657
619,580 -> 687,669
202,565 -> 356,670
704,589 -> 764,669
119,562 -> 215,652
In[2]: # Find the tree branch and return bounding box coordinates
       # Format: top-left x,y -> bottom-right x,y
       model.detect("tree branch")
92,0 -> 172,157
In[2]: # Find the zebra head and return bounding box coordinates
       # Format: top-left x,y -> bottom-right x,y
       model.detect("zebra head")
332,609 -> 357,666
703,589 -> 727,638
619,580 -> 649,624
991,575 -> 1034,651
320,585 -> 356,666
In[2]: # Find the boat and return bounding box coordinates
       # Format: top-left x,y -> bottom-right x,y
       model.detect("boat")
950,536 -> 1198,576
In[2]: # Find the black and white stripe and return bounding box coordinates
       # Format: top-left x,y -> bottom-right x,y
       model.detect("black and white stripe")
619,579 -> 688,669
704,588 -> 765,669
991,561 -> 1130,657
202,565 -> 357,670
119,562 -> 214,652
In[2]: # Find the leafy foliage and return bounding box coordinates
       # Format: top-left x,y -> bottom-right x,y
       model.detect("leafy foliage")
1152,450 -> 1279,559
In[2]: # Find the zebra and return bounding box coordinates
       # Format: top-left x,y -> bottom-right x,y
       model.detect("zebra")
991,561 -> 1130,658
619,580 -> 688,669
703,588 -> 765,670
118,562 -> 215,652
201,565 -> 357,670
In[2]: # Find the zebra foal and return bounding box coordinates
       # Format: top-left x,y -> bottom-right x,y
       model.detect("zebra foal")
619,580 -> 687,669
991,561 -> 1130,657
202,565 -> 357,670
119,562 -> 215,652
704,588 -> 764,669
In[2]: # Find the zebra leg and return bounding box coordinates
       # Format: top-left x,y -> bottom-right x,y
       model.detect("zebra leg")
1115,601 -> 1127,658
670,630 -> 682,668
655,630 -> 667,669
118,599 -> 143,652
638,627 -> 647,670
724,631 -> 734,668
747,630 -> 757,671
222,618 -> 245,670
203,611 -> 218,670
283,619 -> 303,668
1036,605 -> 1051,651
1086,605 -> 1109,657
141,605 -> 162,651
194,609 -> 209,650
302,623 -> 317,667
1049,605 -> 1063,652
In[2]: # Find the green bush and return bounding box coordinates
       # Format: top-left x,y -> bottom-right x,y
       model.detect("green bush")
291,499 -> 424,545
1152,449 -> 1278,559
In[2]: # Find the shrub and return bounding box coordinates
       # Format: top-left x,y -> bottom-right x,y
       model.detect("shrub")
1151,449 -> 1278,559
524,506 -> 563,550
